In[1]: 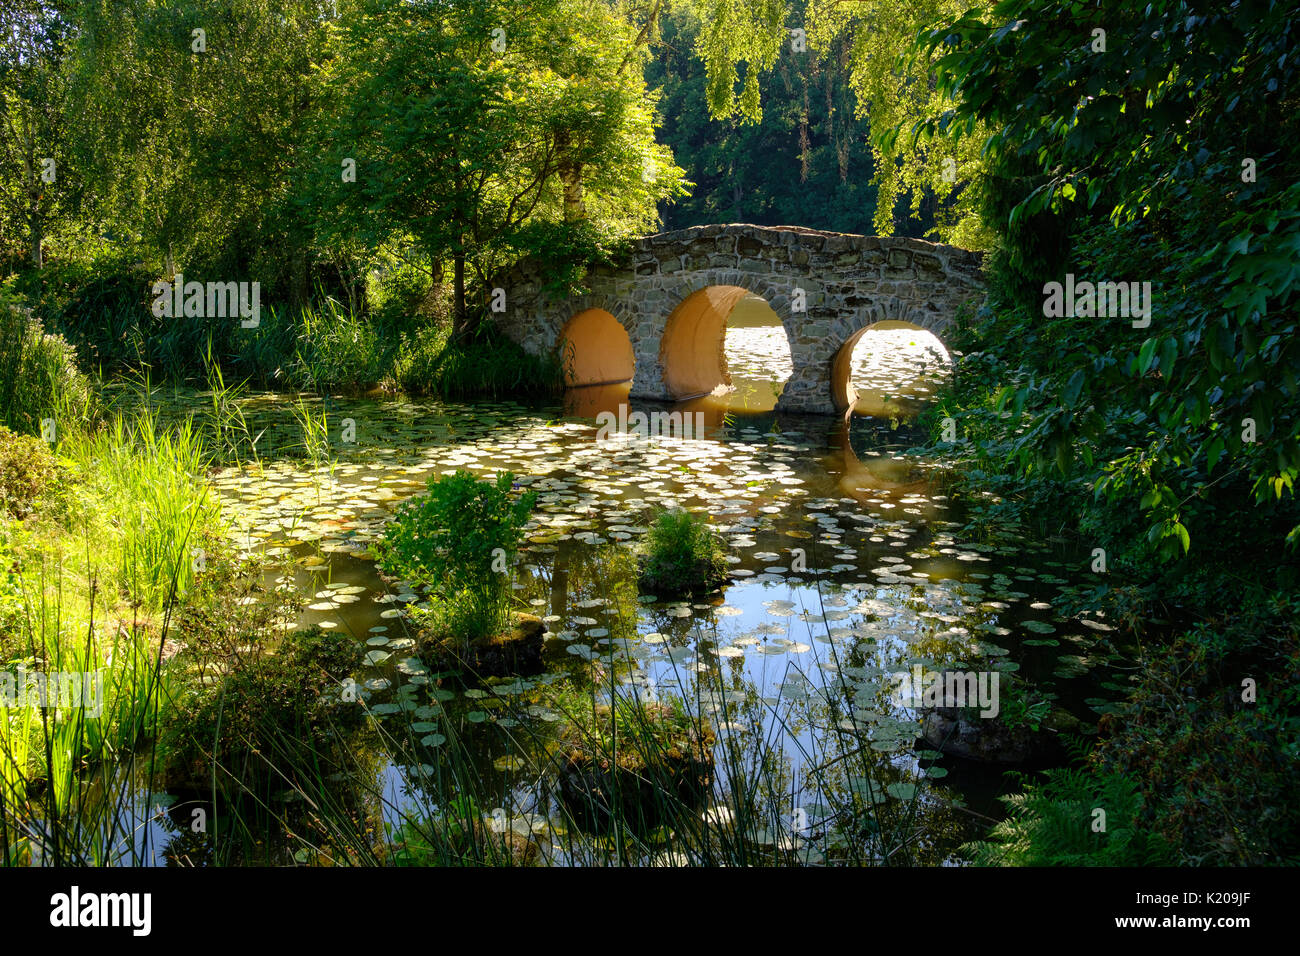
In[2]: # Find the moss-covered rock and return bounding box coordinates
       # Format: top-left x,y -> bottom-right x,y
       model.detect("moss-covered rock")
920,704 -> 1082,764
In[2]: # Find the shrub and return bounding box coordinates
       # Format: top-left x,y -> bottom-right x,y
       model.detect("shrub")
232,302 -> 298,388
389,322 -> 451,394
0,426 -> 62,519
0,290 -> 95,438
0,520 -> 21,656
637,508 -> 729,596
17,259 -> 155,374
367,255 -> 451,334
1092,598 -> 1300,865
375,470 -> 536,643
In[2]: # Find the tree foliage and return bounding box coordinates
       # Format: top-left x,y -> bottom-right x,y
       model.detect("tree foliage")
920,0 -> 1300,559
648,2 -> 882,233
689,0 -> 993,244
306,0 -> 685,335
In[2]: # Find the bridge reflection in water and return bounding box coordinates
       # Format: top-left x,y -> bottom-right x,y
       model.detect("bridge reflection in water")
563,304 -> 952,520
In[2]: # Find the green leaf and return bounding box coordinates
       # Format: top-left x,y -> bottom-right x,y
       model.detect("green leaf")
1158,337 -> 1176,378
1173,522 -> 1190,553
1206,437 -> 1225,472
1137,337 -> 1158,375
1062,370 -> 1086,407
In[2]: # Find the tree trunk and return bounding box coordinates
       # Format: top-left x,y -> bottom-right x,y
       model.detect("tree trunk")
556,127 -> 586,223
561,163 -> 586,222
452,249 -> 468,339
28,202 -> 42,269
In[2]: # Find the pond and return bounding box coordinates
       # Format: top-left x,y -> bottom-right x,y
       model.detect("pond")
106,329 -> 1130,866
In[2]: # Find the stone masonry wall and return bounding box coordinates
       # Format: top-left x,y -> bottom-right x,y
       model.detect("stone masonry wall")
491,223 -> 984,414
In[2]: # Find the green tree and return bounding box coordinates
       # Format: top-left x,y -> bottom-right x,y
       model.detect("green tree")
308,0 -> 684,337
921,0 -> 1300,557
0,1 -> 76,268
64,0 -> 336,298
646,1 -> 880,234
687,0 -> 993,245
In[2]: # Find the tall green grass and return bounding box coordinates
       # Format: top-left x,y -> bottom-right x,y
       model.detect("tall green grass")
637,508 -> 729,596
291,298 -> 392,394
0,539 -> 180,865
0,398 -> 232,864
391,323 -> 562,399
62,411 -> 223,614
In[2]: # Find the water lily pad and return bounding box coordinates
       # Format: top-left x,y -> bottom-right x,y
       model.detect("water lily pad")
886,782 -> 918,801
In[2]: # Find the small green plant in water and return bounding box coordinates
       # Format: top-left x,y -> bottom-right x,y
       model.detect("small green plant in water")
999,688 -> 1054,733
290,395 -> 334,500
549,685 -> 716,836
375,470 -> 536,645
637,507 -> 729,597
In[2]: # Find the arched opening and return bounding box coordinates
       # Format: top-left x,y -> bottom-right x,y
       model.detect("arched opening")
659,286 -> 791,411
831,321 -> 951,417
557,308 -> 634,387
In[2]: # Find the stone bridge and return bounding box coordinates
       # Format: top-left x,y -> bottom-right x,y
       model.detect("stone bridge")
490,223 -> 984,414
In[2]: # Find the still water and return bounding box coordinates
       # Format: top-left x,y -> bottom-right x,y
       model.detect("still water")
108,327 -> 1126,865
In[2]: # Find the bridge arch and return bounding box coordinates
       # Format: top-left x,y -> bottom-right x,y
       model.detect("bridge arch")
830,319 -> 952,414
558,307 -> 635,387
658,281 -> 794,400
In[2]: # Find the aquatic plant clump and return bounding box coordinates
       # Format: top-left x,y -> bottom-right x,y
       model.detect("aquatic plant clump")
637,507 -> 729,597
158,626 -> 365,798
375,470 -> 537,644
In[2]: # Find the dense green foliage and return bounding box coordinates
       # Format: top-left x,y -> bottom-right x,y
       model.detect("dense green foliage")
905,0 -> 1300,866
965,763 -> 1175,866
647,3 -> 882,234
0,289 -> 93,436
637,507 -> 729,595
0,427 -> 60,520
390,323 -> 564,400
0,0 -> 688,394
688,0 -> 993,244
376,470 -> 537,641
1091,596 -> 1300,865
0,0 -> 1294,871
161,627 -> 364,798
920,0 -> 1300,564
